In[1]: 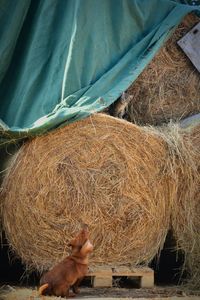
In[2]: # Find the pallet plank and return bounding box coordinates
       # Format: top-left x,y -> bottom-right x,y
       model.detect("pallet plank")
93,275 -> 113,288
140,271 -> 154,288
88,266 -> 154,288
112,265 -> 131,275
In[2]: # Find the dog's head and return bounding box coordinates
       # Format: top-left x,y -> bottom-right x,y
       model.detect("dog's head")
69,224 -> 93,256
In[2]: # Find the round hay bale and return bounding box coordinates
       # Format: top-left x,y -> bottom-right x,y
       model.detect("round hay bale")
126,13 -> 200,126
145,122 -> 200,289
1,114 -> 171,272
171,124 -> 200,289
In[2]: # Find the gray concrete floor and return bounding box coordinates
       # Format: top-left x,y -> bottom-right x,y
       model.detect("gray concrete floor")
0,286 -> 200,300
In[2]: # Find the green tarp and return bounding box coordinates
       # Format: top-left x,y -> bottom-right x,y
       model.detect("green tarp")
0,0 -> 199,143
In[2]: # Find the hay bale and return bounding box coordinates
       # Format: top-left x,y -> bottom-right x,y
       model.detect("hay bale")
171,125 -> 200,289
0,114 -> 172,272
126,13 -> 200,125
145,122 -> 200,289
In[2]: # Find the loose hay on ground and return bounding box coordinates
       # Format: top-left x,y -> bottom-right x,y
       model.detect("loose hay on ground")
0,114 -> 172,272
126,13 -> 200,126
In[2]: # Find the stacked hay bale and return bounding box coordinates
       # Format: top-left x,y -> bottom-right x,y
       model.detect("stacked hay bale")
1,115 -> 199,290
123,12 -> 200,289
0,114 -> 172,272
171,124 -> 200,289
145,122 -> 200,289
125,13 -> 200,126
0,11 -> 199,291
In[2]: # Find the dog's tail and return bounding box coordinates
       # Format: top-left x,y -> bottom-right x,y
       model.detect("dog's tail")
38,283 -> 49,295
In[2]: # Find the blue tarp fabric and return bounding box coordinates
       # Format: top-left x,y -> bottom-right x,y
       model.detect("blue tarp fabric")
0,0 -> 200,142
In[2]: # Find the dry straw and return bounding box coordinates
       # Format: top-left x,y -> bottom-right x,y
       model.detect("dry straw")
145,122 -> 200,289
123,11 -> 200,288
126,13 -> 200,126
171,124 -> 200,289
1,114 -> 172,272
1,114 -> 200,289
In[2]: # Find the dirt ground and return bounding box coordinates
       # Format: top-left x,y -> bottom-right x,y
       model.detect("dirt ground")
0,286 -> 200,300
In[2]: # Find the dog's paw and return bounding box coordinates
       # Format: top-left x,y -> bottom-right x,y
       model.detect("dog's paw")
69,292 -> 76,297
74,288 -> 80,294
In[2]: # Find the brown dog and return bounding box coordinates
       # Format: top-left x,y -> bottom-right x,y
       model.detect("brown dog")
38,225 -> 93,297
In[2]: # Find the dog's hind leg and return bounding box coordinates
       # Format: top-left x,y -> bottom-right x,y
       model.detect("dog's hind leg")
72,276 -> 84,294
65,288 -> 76,298
56,284 -> 75,298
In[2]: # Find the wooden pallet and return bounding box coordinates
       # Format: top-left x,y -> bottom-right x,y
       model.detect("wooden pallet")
87,266 -> 154,288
